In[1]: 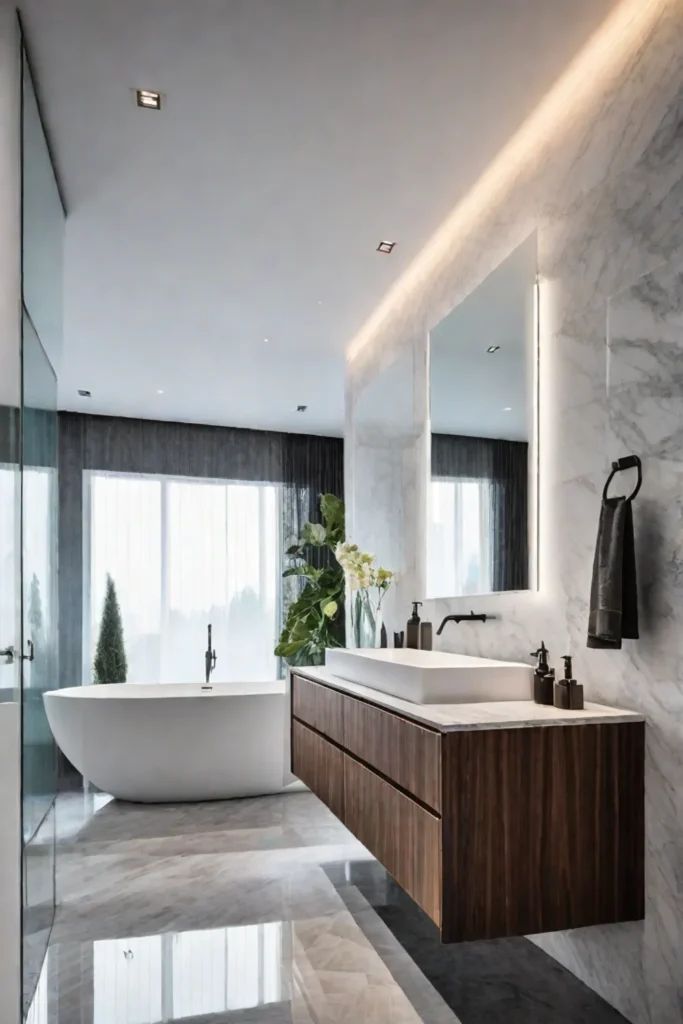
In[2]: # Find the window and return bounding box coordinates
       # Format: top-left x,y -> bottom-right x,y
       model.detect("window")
427,478 -> 492,597
85,472 -> 280,683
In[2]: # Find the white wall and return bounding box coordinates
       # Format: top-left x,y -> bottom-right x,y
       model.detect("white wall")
0,3 -> 23,1021
346,2 -> 683,1021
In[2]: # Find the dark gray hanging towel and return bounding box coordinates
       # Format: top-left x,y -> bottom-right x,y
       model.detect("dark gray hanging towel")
587,496 -> 638,649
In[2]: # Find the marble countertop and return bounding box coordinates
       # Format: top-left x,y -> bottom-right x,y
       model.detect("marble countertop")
294,667 -> 645,732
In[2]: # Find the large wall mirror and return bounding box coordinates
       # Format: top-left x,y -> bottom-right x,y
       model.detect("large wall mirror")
426,233 -> 538,598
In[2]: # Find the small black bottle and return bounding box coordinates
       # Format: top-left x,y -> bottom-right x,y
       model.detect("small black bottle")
531,642 -> 554,705
554,655 -> 584,710
420,621 -> 433,651
406,602 -> 423,649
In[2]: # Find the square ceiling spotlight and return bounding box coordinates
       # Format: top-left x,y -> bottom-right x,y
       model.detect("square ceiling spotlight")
136,89 -> 161,110
376,240 -> 396,254
78,389 -> 91,398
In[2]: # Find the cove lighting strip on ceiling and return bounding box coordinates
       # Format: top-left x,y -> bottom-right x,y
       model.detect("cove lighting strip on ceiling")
346,0 -> 672,363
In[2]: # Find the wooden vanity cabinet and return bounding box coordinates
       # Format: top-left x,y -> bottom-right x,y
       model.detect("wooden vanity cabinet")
291,672 -> 645,943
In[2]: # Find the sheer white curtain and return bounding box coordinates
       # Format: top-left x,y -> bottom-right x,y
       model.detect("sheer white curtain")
86,472 -> 280,684
0,467 -> 18,687
427,478 -> 492,598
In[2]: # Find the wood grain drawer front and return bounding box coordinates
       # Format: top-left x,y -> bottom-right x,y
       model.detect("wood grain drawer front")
343,754 -> 442,927
292,675 -> 344,745
343,694 -> 442,811
440,722 -> 645,942
291,720 -> 344,820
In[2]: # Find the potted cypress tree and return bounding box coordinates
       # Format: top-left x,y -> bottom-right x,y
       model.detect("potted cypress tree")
94,574 -> 128,684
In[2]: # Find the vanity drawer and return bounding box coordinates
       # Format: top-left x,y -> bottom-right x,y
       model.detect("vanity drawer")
343,753 -> 442,926
291,719 -> 344,820
342,693 -> 442,811
292,675 -> 345,745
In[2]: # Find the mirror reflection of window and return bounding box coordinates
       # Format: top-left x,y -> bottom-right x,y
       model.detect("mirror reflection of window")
427,233 -> 537,599
429,479 -> 492,597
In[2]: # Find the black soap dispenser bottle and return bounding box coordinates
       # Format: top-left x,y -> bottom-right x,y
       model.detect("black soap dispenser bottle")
406,602 -> 422,649
531,642 -> 554,705
554,655 -> 585,710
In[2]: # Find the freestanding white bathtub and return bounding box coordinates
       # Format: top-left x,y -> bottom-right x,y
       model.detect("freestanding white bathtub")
44,682 -> 299,803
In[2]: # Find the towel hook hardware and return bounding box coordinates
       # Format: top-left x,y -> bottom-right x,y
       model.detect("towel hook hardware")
602,454 -> 642,502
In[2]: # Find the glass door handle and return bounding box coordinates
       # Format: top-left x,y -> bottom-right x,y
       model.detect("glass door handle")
21,640 -> 35,662
0,646 -> 15,665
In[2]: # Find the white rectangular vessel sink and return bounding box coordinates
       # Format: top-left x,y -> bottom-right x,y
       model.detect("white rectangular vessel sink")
325,647 -> 533,704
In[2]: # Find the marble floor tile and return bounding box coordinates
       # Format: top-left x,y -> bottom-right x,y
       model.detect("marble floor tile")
327,861 -> 630,1024
28,789 -> 631,1023
24,801 -> 57,1014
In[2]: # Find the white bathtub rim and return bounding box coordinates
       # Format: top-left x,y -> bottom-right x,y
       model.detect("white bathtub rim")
45,680 -> 286,700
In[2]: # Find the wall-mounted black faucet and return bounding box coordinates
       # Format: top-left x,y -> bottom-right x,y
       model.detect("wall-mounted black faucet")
436,611 -> 493,636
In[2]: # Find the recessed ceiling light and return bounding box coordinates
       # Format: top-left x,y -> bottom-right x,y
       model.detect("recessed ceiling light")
487,345 -> 501,354
136,89 -> 161,110
376,241 -> 396,254
78,389 -> 91,398
263,338 -> 269,344
156,389 -> 165,395
503,406 -> 512,412
297,405 -> 308,413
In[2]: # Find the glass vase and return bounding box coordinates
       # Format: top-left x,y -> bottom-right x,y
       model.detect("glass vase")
351,588 -> 383,648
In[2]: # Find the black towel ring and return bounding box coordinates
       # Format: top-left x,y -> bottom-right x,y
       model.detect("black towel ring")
602,454 -> 643,502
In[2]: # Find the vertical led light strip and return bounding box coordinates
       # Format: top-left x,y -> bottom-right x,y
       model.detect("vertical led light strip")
531,272 -> 541,592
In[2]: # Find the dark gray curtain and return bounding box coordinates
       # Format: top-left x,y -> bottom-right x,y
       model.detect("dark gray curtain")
280,433 -> 345,667
282,432 -> 344,569
0,404 -> 20,465
431,433 -> 529,591
58,412 -> 344,692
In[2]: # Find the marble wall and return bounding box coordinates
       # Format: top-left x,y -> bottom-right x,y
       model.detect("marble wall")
346,3 -> 683,1021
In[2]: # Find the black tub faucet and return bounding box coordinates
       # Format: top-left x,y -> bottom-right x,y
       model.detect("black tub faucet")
205,624 -> 217,683
436,611 -> 492,636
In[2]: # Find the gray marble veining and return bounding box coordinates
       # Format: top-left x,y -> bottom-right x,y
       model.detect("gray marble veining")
33,790 -> 631,1024
34,791 -> 448,1024
346,5 -> 683,1021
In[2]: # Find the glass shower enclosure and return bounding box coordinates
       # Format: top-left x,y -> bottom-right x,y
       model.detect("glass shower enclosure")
21,310 -> 59,1013
20,35 -> 64,1015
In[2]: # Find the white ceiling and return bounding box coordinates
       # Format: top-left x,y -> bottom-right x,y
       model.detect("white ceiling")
19,0 -> 617,436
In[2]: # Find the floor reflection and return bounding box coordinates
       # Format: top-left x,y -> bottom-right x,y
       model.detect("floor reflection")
26,790 -> 629,1024
26,950 -> 49,1024
28,921 -> 286,1024
95,923 -> 284,1022
24,801 -> 57,1014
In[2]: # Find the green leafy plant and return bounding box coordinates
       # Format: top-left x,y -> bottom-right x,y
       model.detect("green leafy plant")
275,494 -> 345,666
94,574 -> 128,684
